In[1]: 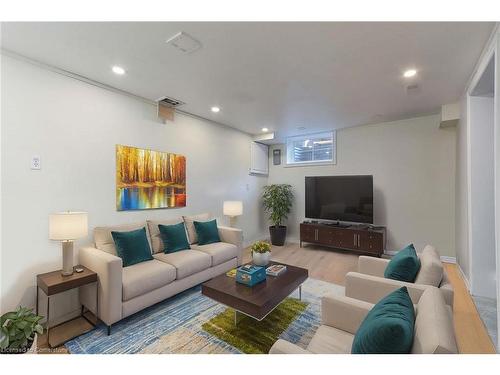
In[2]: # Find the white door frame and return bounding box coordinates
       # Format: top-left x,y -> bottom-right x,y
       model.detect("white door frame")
466,31 -> 500,350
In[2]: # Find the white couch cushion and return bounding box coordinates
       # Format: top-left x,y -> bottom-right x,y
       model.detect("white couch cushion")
122,259 -> 176,301
415,245 -> 443,286
147,218 -> 184,254
412,287 -> 458,354
154,250 -> 211,279
306,325 -> 354,354
94,222 -> 152,256
182,213 -> 212,244
191,242 -> 238,266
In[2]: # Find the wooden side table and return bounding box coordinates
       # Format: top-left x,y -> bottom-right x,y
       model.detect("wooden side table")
36,266 -> 98,348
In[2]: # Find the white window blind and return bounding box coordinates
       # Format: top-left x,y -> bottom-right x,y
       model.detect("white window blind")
286,131 -> 336,165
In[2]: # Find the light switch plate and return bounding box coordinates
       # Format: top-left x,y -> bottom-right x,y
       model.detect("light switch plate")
31,155 -> 41,170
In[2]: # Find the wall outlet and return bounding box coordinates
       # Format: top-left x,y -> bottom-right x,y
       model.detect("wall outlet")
31,155 -> 41,170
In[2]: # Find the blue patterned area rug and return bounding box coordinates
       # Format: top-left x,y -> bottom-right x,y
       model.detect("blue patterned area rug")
65,278 -> 344,354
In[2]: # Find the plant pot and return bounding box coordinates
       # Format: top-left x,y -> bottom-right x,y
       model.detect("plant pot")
269,225 -> 287,246
0,334 -> 37,354
252,251 -> 271,266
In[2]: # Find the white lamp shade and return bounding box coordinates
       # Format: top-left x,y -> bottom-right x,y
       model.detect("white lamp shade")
223,201 -> 243,216
49,212 -> 88,240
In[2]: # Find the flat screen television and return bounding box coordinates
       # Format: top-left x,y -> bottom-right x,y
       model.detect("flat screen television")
305,175 -> 373,224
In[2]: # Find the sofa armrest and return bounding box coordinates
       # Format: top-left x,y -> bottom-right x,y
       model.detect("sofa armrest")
79,246 -> 123,326
439,270 -> 454,307
358,256 -> 389,277
345,272 -> 429,305
269,339 -> 311,354
218,226 -> 244,265
321,294 -> 373,335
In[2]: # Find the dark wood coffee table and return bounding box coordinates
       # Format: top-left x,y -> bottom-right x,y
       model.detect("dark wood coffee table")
202,262 -> 308,325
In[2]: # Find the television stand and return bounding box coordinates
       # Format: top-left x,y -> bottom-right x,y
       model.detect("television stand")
325,221 -> 351,228
300,222 -> 386,257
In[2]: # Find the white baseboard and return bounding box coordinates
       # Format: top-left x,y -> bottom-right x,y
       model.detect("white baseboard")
457,263 -> 471,291
440,256 -> 457,264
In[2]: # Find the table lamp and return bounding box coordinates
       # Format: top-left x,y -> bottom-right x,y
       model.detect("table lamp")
49,211 -> 88,276
223,201 -> 243,227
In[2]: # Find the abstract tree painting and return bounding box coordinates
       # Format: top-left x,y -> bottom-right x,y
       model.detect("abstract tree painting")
116,145 -> 186,211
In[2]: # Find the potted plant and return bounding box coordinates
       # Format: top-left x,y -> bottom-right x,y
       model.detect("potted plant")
0,306 -> 43,354
251,240 -> 272,266
262,184 -> 293,246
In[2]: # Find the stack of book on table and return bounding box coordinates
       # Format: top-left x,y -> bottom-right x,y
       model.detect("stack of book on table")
266,264 -> 287,276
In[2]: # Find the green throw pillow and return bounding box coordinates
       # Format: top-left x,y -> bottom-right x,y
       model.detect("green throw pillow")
158,222 -> 191,253
194,219 -> 221,245
351,287 -> 415,354
111,227 -> 153,267
384,244 -> 421,282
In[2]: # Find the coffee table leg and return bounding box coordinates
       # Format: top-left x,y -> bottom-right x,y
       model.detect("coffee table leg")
299,285 -> 302,300
234,310 -> 238,326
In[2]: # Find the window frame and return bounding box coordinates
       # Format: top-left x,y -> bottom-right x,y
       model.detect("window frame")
285,130 -> 336,167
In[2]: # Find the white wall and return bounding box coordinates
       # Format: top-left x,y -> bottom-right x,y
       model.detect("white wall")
469,96 -> 496,298
267,115 -> 457,257
455,94 -> 471,281
0,55 -> 267,320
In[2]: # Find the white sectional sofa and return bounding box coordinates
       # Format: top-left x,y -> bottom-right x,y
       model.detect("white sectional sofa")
270,286 -> 458,354
79,214 -> 243,334
345,245 -> 454,306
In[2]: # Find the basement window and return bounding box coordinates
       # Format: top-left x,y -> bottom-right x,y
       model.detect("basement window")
286,131 -> 336,166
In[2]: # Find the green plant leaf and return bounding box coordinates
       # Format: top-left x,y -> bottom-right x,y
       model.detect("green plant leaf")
0,327 -> 9,349
35,324 -> 43,335
0,312 -> 17,325
24,326 -> 33,339
16,320 -> 28,330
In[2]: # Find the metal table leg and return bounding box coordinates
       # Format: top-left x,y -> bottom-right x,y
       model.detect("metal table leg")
46,295 -> 50,347
298,285 -> 302,300
35,286 -> 39,315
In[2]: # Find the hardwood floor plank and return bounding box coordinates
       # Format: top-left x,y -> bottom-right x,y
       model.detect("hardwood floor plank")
443,263 -> 496,353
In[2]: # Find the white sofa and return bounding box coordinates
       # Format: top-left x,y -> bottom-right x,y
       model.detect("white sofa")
269,286 -> 458,354
79,214 -> 243,334
345,245 -> 454,306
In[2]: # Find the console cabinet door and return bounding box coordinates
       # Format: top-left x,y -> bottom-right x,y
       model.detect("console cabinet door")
357,231 -> 383,254
300,224 -> 317,242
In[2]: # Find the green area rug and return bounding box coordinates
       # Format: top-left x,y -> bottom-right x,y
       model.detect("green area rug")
201,298 -> 308,354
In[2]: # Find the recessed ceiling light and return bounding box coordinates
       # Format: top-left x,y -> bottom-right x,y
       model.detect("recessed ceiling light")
211,106 -> 220,113
403,69 -> 417,78
262,127 -> 269,132
112,66 -> 126,75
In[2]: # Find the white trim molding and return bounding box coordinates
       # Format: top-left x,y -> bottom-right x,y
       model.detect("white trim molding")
457,263 -> 471,291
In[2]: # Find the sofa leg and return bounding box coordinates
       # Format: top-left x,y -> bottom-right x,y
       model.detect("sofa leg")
107,325 -> 112,336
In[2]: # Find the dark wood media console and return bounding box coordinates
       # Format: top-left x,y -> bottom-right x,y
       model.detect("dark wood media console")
300,222 -> 386,257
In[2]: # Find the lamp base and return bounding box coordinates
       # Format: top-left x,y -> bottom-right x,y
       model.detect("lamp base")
228,216 -> 237,228
61,241 -> 74,276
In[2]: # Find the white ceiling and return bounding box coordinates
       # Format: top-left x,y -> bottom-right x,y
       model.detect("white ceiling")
1,22 -> 494,137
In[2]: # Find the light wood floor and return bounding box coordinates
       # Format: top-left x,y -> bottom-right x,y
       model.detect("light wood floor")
39,242 -> 496,353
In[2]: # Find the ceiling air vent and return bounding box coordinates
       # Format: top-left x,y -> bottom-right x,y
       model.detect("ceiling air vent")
166,32 -> 202,54
406,84 -> 421,96
158,96 -> 185,108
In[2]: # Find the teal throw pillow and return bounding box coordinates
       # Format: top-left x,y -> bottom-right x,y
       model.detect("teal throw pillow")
194,219 -> 221,245
351,286 -> 415,354
158,222 -> 191,253
384,244 -> 421,282
111,227 -> 153,267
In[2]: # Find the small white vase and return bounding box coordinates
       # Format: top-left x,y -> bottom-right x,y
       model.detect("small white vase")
252,251 -> 271,266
